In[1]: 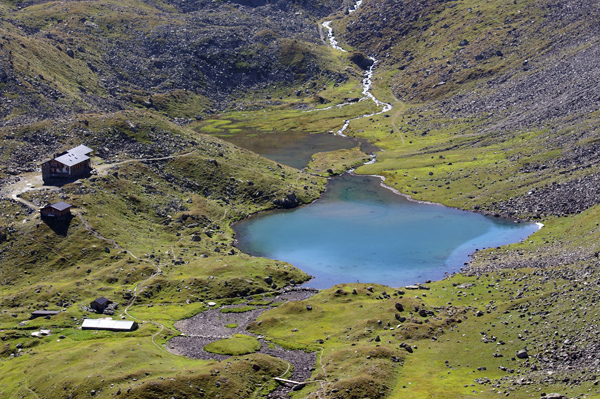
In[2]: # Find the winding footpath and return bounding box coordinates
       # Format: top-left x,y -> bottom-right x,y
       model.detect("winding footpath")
2,3 -> 397,396
1,154 -> 196,355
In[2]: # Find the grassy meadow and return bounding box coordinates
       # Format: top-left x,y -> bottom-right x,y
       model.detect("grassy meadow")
1,0 -> 600,397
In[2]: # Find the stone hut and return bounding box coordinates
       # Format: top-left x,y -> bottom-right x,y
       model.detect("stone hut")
90,297 -> 111,313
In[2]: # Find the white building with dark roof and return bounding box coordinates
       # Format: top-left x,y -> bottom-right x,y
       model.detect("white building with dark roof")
41,145 -> 93,182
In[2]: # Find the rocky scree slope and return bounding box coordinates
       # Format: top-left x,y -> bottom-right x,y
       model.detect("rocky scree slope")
0,0 -> 346,127
338,0 -> 600,217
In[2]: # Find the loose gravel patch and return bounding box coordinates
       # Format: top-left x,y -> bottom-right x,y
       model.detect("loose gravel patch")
167,288 -> 318,397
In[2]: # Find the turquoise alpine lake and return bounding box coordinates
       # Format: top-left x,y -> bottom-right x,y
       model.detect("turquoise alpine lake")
234,174 -> 539,289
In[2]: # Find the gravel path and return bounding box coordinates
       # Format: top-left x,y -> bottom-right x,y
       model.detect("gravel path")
167,288 -> 319,397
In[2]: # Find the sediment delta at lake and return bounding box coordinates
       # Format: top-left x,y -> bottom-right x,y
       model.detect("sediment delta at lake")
167,289 -> 318,398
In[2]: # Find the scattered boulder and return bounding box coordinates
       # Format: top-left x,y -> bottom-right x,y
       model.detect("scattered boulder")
348,51 -> 374,70
273,193 -> 299,208
400,343 -> 413,353
292,383 -> 306,391
516,349 -> 529,359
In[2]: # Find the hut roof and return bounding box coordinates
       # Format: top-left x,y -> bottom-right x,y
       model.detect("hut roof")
81,319 -> 137,331
54,152 -> 89,167
69,144 -> 93,156
53,144 -> 93,167
44,201 -> 72,212
31,310 -> 61,319
92,296 -> 110,305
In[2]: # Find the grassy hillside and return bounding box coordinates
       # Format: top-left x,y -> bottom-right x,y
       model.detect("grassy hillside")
0,0 -> 349,126
206,0 -> 600,397
0,109 -> 328,397
1,0 -> 600,397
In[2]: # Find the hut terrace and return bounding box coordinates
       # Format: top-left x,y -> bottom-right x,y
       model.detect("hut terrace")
41,144 -> 93,183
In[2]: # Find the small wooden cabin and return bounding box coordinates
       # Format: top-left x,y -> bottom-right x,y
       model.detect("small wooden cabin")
90,297 -> 111,313
40,201 -> 72,218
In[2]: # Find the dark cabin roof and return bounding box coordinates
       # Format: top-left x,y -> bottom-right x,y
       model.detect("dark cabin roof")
46,201 -> 72,211
93,297 -> 110,305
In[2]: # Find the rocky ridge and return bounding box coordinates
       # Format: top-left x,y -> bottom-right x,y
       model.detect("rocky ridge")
0,0 -> 346,127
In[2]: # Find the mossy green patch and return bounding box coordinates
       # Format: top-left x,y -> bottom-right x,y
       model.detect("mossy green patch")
203,334 -> 261,356
220,306 -> 257,314
305,147 -> 371,176
247,300 -> 272,306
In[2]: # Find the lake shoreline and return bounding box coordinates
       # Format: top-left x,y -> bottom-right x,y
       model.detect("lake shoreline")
234,172 -> 540,289
353,167 -> 539,226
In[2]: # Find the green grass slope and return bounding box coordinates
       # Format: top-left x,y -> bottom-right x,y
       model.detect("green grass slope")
215,0 -> 600,397
2,0 -> 600,397
0,110 -> 327,397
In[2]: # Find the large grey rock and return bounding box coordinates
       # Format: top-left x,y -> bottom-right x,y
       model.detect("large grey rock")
516,349 -> 529,359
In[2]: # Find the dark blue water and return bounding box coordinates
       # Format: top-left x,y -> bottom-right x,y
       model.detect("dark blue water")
234,174 -> 539,289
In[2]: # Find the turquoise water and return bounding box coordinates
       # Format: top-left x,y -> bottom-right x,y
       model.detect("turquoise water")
234,174 -> 539,289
